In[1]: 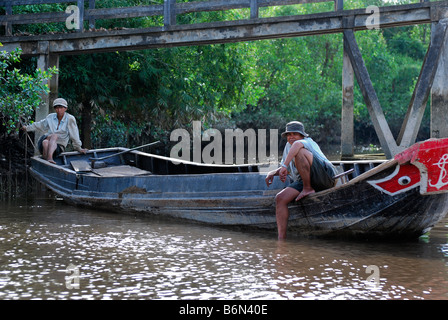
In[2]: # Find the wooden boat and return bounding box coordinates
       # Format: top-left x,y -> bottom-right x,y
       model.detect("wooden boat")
29,138 -> 448,239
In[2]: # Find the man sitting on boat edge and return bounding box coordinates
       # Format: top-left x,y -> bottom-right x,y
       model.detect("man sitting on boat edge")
265,121 -> 337,239
22,98 -> 88,164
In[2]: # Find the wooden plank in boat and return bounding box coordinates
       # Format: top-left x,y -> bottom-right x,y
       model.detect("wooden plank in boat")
71,160 -> 91,172
91,165 -> 151,177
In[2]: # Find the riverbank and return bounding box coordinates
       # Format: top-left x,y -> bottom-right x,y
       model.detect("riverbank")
0,133 -> 32,175
0,133 -> 34,200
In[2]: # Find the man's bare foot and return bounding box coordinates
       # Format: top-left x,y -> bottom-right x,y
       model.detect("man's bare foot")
295,188 -> 315,201
48,159 -> 56,164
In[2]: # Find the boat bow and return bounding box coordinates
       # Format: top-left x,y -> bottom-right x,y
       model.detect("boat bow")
368,138 -> 448,195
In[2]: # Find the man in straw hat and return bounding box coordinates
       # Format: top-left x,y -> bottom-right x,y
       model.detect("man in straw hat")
22,98 -> 87,164
265,121 -> 336,239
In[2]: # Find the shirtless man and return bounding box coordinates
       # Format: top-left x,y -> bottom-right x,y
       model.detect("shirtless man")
22,98 -> 87,163
265,121 -> 336,239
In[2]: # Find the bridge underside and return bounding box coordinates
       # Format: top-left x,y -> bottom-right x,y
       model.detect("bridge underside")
1,2 -> 444,55
1,1 -> 448,159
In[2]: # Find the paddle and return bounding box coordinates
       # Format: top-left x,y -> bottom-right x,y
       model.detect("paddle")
88,141 -> 161,167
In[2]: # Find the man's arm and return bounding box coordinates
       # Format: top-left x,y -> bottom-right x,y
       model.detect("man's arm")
67,116 -> 87,153
22,118 -> 49,133
265,166 -> 282,187
279,141 -> 304,178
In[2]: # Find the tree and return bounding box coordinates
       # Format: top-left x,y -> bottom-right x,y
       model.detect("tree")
59,53 -> 127,149
0,43 -> 57,134
6,0 -> 432,152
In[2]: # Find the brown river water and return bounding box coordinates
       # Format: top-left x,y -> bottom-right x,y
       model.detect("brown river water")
1,185 -> 448,301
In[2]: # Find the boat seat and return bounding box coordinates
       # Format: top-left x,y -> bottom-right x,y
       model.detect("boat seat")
91,165 -> 152,177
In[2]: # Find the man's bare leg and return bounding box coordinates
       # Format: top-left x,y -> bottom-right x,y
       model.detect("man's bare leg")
41,139 -> 49,160
294,148 -> 315,201
42,134 -> 58,164
275,187 -> 300,239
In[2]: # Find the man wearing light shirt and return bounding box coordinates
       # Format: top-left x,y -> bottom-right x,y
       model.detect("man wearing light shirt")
22,98 -> 87,164
265,121 -> 336,239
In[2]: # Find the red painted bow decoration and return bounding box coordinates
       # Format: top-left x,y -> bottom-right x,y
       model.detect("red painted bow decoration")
368,138 -> 448,196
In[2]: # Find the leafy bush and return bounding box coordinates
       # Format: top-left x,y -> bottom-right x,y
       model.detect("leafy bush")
0,44 -> 57,134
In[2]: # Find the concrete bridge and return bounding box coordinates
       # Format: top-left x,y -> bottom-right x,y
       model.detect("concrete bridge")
1,0 -> 448,159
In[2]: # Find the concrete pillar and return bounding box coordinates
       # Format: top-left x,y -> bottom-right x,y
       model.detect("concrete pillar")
35,47 -> 59,153
36,53 -> 59,120
48,54 -> 60,108
431,25 -> 448,139
341,48 -> 354,159
336,0 -> 354,159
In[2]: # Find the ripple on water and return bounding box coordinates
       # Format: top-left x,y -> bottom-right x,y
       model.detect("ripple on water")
1,202 -> 448,300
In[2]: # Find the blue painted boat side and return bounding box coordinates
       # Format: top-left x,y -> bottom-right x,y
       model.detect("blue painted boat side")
28,147 -> 448,239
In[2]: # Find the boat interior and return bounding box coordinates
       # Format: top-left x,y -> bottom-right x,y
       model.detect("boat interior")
48,147 -> 387,184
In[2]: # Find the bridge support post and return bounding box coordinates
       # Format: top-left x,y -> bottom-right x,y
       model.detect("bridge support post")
341,48 -> 354,159
396,19 -> 448,150
338,0 -> 354,159
36,54 -> 59,122
343,29 -> 398,159
48,54 -> 60,112
35,43 -> 59,152
431,21 -> 448,139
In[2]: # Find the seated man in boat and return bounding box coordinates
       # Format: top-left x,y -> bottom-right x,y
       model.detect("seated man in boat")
22,98 -> 88,164
265,121 -> 337,239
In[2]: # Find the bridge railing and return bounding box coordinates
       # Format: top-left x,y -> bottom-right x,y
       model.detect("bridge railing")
0,0 -> 343,36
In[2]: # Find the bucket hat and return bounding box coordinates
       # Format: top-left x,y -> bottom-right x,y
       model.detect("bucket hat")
281,121 -> 309,138
53,98 -> 68,109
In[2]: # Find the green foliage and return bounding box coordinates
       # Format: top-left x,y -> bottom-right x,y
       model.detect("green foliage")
4,0 -> 434,149
90,113 -> 145,148
10,3 -> 68,35
0,44 -> 57,134
231,20 -> 429,145
59,43 -> 246,147
231,33 -> 343,143
352,26 -> 429,142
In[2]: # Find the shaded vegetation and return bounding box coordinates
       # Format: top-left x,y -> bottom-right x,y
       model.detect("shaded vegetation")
1,0 -> 433,168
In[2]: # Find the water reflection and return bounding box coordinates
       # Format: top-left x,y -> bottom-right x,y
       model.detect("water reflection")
1,194 -> 448,300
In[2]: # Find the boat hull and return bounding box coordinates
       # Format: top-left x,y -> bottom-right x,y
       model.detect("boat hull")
287,180 -> 448,239
28,142 -> 448,239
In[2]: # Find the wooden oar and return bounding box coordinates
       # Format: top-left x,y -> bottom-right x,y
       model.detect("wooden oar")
89,141 -> 161,166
